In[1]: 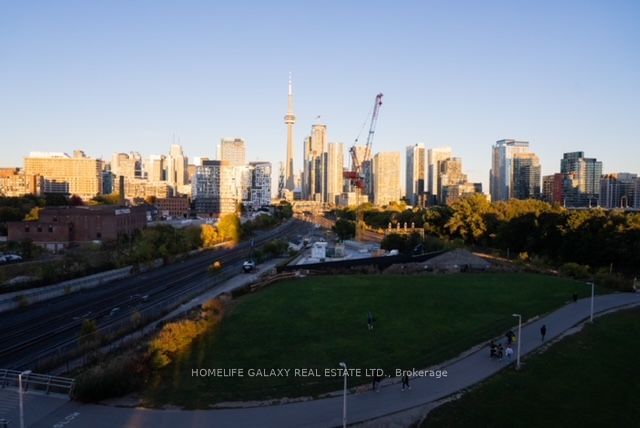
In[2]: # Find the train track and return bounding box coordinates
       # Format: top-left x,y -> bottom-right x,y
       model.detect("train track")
0,220 -> 309,369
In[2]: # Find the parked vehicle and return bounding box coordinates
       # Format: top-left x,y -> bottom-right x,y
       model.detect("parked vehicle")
0,254 -> 22,264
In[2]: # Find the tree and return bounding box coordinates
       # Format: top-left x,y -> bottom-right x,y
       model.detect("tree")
44,193 -> 69,206
380,233 -> 408,254
24,206 -> 43,221
423,206 -> 452,237
275,201 -> 293,219
332,218 -> 355,241
446,194 -> 492,244
69,195 -> 84,206
91,193 -> 121,205
200,224 -> 220,248
218,214 -> 241,243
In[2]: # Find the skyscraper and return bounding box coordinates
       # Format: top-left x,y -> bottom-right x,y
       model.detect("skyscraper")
302,124 -> 328,201
324,142 -> 344,205
248,162 -> 272,209
427,147 -> 452,204
490,139 -> 536,201
167,144 -> 188,187
406,144 -> 425,206
193,160 -> 235,216
560,151 -> 603,207
219,138 -> 246,167
372,152 -> 401,206
146,155 -> 166,182
600,173 -> 637,208
111,153 -> 138,181
284,74 -> 296,191
512,152 -> 541,199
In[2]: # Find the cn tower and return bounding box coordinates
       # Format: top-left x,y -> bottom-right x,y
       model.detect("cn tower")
284,73 -> 296,190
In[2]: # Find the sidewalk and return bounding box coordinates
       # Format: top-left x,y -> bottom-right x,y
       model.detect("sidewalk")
21,292 -> 640,428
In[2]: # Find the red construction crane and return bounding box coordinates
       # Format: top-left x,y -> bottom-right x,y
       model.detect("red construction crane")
344,93 -> 383,190
343,93 -> 383,241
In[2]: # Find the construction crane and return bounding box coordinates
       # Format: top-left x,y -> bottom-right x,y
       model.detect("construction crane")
343,93 -> 383,241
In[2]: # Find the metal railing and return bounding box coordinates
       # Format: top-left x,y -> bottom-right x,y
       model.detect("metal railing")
0,369 -> 74,396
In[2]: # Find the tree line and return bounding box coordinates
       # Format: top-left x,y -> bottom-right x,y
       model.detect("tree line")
332,195 -> 640,275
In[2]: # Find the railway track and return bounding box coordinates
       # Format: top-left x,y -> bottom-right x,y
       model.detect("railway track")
0,220 -> 309,369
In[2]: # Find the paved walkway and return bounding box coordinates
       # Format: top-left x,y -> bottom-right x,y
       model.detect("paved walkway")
9,292 -> 640,428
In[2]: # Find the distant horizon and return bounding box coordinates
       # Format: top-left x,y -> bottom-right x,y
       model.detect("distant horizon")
3,136 -> 635,195
2,1 -> 639,195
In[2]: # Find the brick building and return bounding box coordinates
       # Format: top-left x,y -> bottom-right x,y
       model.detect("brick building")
8,205 -> 148,251
155,196 -> 191,219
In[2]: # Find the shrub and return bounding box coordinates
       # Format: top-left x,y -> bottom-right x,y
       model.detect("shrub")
560,262 -> 591,280
73,351 -> 149,402
149,298 -> 225,368
595,271 -> 633,292
423,236 -> 446,252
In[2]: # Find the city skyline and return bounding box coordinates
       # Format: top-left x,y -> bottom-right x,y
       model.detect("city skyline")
2,1 -> 639,195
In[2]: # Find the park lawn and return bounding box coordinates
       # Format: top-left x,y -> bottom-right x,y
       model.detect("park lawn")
144,272 -> 599,408
424,307 -> 640,428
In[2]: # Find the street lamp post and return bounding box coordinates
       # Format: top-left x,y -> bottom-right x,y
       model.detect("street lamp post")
586,282 -> 595,323
339,362 -> 347,428
19,369 -> 32,428
512,314 -> 522,370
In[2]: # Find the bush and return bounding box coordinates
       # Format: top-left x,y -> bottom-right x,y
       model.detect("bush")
595,271 -> 633,292
73,351 -> 149,402
423,236 -> 446,252
332,218 -> 355,241
149,298 -> 225,369
560,262 -> 591,280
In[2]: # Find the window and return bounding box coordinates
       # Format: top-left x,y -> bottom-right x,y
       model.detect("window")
96,232 -> 102,239
48,226 -> 53,233
24,226 -> 30,233
37,226 -> 42,233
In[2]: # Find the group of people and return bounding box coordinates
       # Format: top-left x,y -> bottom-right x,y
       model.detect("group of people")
489,340 -> 514,360
489,324 -> 548,360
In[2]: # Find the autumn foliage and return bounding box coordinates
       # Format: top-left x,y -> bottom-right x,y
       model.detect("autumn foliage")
149,298 -> 225,368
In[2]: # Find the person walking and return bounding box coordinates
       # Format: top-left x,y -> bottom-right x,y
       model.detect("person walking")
489,340 -> 497,358
401,372 -> 410,391
497,344 -> 504,360
367,311 -> 374,331
540,324 -> 547,341
505,330 -> 515,345
505,344 -> 514,359
372,372 -> 380,392
572,292 -> 578,303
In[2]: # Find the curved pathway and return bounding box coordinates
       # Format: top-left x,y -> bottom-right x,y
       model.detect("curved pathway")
16,292 -> 640,427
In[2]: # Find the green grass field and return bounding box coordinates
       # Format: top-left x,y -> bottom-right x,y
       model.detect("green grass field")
424,307 -> 640,428
143,272 -> 598,408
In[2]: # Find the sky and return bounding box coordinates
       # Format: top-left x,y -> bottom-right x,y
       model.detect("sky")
1,0 -> 639,194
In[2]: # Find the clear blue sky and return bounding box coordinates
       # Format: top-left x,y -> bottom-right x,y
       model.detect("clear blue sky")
1,0 -> 639,194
